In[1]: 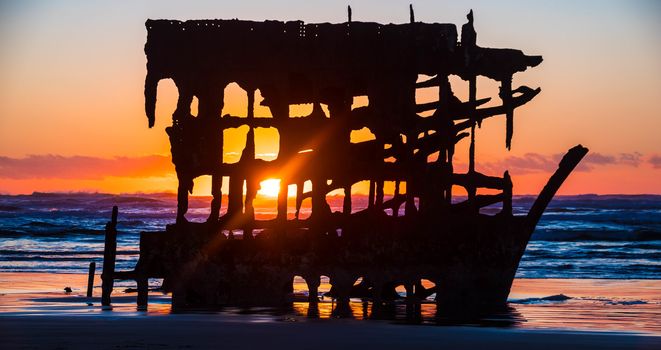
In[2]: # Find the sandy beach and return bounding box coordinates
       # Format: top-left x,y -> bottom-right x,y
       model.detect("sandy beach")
3,313 -> 660,350
1,272 -> 660,349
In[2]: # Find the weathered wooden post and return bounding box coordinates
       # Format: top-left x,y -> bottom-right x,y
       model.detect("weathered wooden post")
502,171 -> 513,215
86,261 -> 95,298
101,206 -> 118,306
137,276 -> 149,308
305,275 -> 320,305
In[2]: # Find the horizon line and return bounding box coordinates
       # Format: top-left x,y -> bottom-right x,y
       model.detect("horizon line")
2,191 -> 661,198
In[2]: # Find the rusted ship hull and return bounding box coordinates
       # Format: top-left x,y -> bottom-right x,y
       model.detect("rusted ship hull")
124,145 -> 587,312
98,12 -> 589,315
135,213 -> 529,311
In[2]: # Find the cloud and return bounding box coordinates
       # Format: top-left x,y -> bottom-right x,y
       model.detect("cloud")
617,152 -> 642,167
0,150 -> 655,181
476,153 -> 557,174
476,151 -> 645,175
578,152 -> 642,170
0,155 -> 173,180
649,154 -> 661,168
582,153 -> 616,165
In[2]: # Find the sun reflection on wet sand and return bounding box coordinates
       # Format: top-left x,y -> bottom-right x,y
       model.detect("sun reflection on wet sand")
1,272 -> 659,334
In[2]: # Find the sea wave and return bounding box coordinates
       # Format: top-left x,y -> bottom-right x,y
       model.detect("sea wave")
92,196 -> 165,205
0,250 -> 138,256
524,249 -> 661,260
1,193 -> 660,278
0,205 -> 21,211
531,230 -> 661,241
0,228 -> 106,237
509,294 -> 572,304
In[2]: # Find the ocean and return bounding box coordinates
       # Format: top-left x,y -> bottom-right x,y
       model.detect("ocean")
0,193 -> 659,279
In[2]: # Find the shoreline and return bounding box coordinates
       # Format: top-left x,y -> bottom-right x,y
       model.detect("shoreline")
2,313 -> 660,350
1,272 -> 660,334
1,273 -> 660,349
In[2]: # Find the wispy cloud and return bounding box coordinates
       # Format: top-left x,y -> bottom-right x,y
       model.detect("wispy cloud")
617,152 -> 643,167
582,153 -> 616,165
649,154 -> 661,168
0,155 -> 173,180
575,152 -> 642,171
0,150 -> 657,181
476,151 -> 648,175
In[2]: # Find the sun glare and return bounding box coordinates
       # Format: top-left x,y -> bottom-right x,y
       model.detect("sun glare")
259,179 -> 281,197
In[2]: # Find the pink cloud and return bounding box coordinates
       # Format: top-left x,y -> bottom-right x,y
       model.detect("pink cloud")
0,155 -> 173,180
475,151 -> 645,175
649,154 -> 661,169
0,150 -> 655,181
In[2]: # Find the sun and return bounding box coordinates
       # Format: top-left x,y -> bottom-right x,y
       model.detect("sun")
258,179 -> 281,198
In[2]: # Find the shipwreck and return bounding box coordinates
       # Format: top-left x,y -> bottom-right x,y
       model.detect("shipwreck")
101,8 -> 588,316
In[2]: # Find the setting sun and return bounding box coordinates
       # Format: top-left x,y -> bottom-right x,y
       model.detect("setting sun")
258,179 -> 281,197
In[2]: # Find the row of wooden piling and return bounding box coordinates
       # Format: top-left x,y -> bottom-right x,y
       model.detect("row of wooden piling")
80,205 -> 148,308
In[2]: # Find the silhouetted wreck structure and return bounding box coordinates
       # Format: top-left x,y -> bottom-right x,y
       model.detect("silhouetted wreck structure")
102,10 -> 588,315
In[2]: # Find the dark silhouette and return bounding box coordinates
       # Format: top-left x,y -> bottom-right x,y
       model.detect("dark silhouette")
104,10 -> 588,316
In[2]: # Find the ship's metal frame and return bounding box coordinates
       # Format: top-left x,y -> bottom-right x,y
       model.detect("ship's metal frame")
100,10 -> 588,316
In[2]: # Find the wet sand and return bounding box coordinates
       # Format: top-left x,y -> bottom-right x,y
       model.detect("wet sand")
1,272 -> 660,349
2,314 -> 660,350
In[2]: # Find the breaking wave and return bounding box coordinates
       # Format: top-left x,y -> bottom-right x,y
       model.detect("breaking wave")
0,193 -> 659,277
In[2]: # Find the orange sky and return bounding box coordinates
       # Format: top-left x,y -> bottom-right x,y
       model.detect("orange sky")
0,0 -> 660,195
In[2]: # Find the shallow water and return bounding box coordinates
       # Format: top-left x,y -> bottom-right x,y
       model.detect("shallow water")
0,273 -> 659,334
